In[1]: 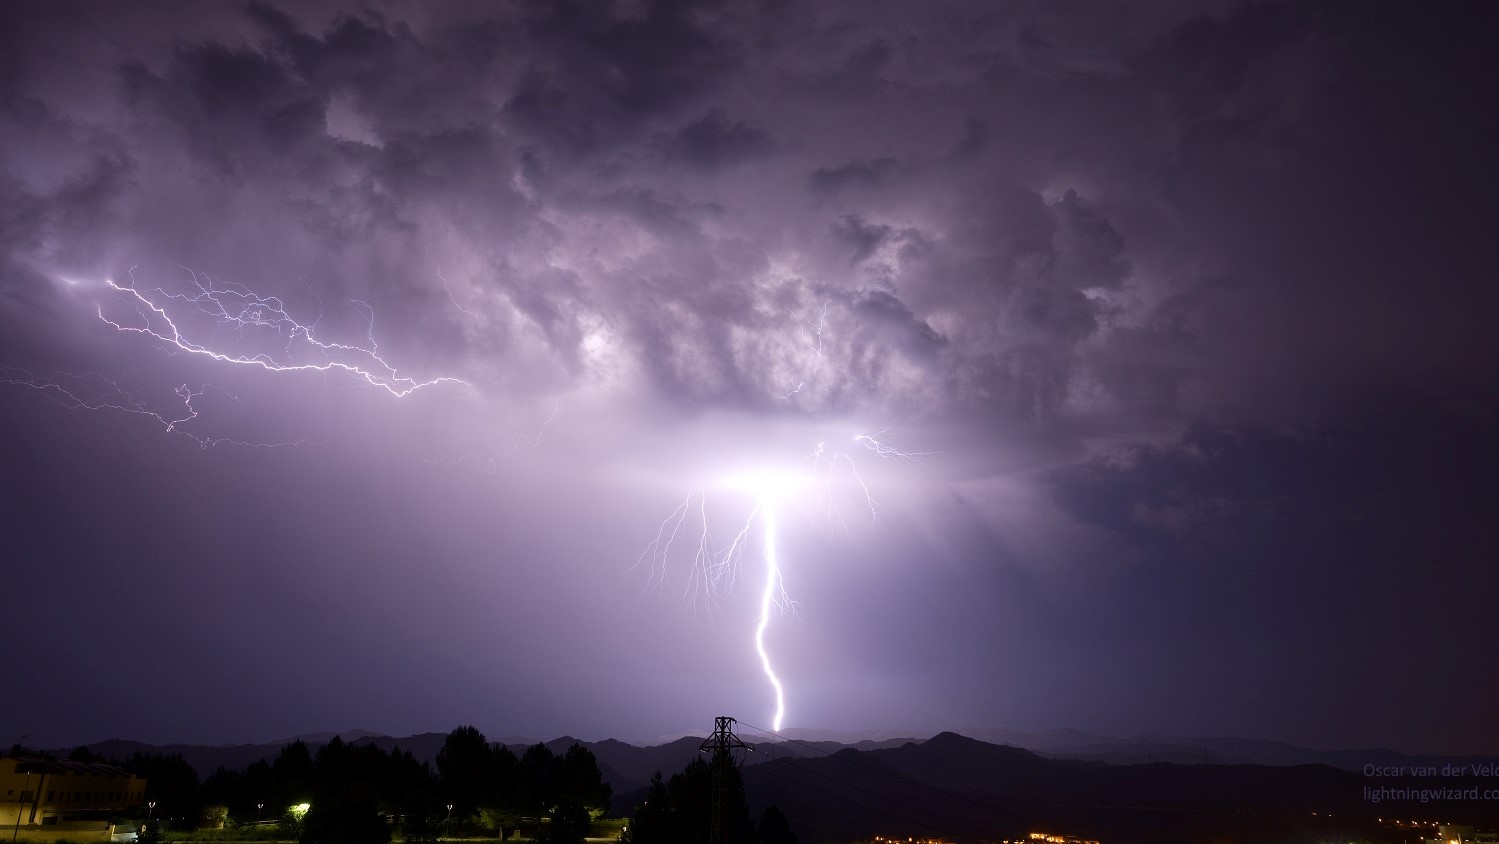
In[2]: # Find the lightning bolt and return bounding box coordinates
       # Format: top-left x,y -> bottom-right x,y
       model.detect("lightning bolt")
807,425 -> 939,529
779,299 -> 830,402
437,269 -> 481,320
2,266 -> 463,448
794,299 -> 831,357
96,266 -> 466,398
637,302 -> 935,730
757,499 -> 787,731
13,264 -> 932,732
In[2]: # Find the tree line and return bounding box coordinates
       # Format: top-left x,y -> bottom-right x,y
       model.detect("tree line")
33,726 -> 612,844
621,748 -> 796,844
19,728 -> 798,844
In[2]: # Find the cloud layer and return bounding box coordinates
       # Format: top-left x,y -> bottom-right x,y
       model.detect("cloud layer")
1,0 -> 1496,753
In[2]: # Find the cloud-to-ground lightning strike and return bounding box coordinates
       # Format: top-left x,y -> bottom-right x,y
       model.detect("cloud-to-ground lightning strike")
638,434 -> 927,730
756,499 -> 788,731
637,300 -> 934,732
3,266 -> 463,448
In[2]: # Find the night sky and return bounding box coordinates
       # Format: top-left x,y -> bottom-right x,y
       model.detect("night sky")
2,0 -> 1496,756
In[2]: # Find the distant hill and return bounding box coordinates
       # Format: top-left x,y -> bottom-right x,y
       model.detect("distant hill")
739,732 -> 1499,844
67,732 -> 838,794
956,727 -> 1499,771
81,739 -> 301,776
65,725 -> 1499,783
59,729 -> 1499,843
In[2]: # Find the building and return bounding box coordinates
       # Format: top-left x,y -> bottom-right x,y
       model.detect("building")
1023,833 -> 1101,844
1423,826 -> 1499,844
1,756 -> 147,841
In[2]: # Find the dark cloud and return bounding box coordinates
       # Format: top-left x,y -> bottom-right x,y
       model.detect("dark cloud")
0,0 -> 1496,754
655,108 -> 775,171
807,156 -> 905,196
503,69 -> 599,155
828,214 -> 890,264
1046,391 -> 1499,751
1050,189 -> 1129,290
502,0 -> 741,151
849,289 -> 946,369
949,117 -> 989,159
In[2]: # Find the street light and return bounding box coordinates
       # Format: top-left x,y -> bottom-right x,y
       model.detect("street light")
256,803 -> 264,823
446,804 -> 454,823
147,802 -> 157,821
10,767 -> 34,844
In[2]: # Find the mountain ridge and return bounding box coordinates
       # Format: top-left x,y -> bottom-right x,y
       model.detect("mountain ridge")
44,729 -> 1499,844
53,726 -> 1499,793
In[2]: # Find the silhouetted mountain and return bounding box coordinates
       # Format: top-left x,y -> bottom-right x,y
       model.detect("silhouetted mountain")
587,736 -> 708,790
63,727 -> 1499,843
71,725 -> 1496,779
270,729 -> 389,745
80,739 -> 301,775
953,727 -> 1499,772
739,732 -> 1499,844
770,727 -> 933,745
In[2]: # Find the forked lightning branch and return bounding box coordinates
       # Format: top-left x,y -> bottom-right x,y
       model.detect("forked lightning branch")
637,432 -> 934,731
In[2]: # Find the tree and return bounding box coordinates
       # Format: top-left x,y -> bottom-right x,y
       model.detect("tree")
68,746 -> 104,764
200,804 -> 229,830
299,792 -> 390,844
220,758 -> 275,824
295,737 -> 422,844
666,758 -> 713,844
484,743 -> 522,836
517,743 -> 557,819
620,774 -> 674,844
624,755 -> 754,844
556,744 -> 613,814
123,752 -> 201,827
272,741 -> 316,807
437,725 -> 494,819
758,806 -> 796,844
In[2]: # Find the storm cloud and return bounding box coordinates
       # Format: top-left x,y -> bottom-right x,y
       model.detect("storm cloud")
1,0 -> 1495,754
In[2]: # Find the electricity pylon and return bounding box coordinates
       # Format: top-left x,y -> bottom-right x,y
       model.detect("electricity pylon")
699,716 -> 752,844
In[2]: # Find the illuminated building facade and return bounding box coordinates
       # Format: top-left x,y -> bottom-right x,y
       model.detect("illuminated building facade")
1422,826 -> 1499,844
0,756 -> 147,836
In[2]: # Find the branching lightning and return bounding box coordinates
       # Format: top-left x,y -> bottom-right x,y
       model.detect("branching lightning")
438,269 -> 482,320
96,266 -> 465,397
795,299 -> 831,357
779,299 -> 831,400
756,502 -> 787,730
2,266 -> 464,447
809,425 -> 939,530
0,365 -> 352,449
8,265 -> 933,733
637,298 -> 934,732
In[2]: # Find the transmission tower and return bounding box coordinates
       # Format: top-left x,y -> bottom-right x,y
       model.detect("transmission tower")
699,716 -> 752,844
